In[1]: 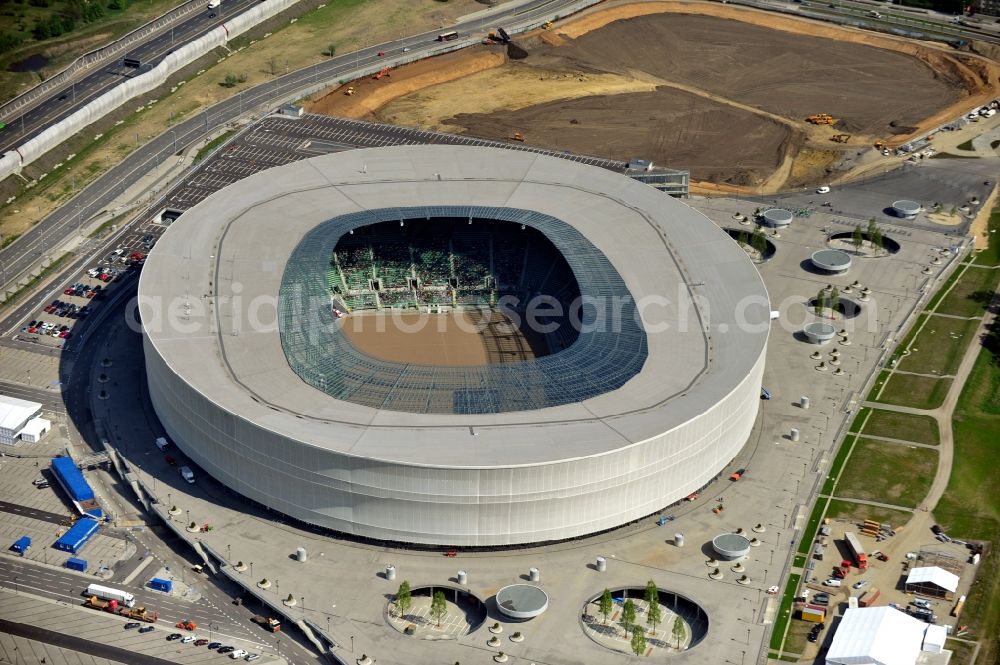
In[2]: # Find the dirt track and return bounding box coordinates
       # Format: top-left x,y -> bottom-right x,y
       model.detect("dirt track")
306,1 -> 1000,189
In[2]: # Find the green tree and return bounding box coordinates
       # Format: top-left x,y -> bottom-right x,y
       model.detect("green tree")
672,615 -> 685,649
752,227 -> 767,254
872,227 -> 884,253
326,43 -> 336,57
429,590 -> 448,627
830,287 -> 840,315
631,625 -> 647,656
643,580 -> 658,608
867,217 -> 877,238
815,288 -> 826,316
599,588 -> 613,625
395,580 -> 412,618
646,596 -> 662,635
622,598 -> 637,635
852,224 -> 864,252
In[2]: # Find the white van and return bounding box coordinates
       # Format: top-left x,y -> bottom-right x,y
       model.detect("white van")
230,650 -> 247,659
179,466 -> 195,484
823,578 -> 842,587
155,437 -> 169,452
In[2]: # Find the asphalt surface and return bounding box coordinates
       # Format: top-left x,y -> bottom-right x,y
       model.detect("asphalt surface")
0,0 -> 578,295
0,0 -> 265,154
0,616 -> 179,665
0,499 -> 69,526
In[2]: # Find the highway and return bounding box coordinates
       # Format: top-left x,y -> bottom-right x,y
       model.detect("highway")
0,0 -> 266,154
0,0 -> 580,294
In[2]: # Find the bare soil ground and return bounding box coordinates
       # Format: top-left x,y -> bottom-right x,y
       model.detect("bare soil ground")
306,0 -> 1000,190
339,309 -> 548,366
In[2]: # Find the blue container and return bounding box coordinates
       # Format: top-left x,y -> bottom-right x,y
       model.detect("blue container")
149,577 -> 173,593
65,557 -> 88,571
53,518 -> 100,553
11,536 -> 31,554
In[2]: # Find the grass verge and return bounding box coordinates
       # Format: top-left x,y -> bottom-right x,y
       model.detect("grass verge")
820,435 -> 857,498
833,438 -> 936,508
857,408 -> 939,445
0,252 -> 72,310
193,129 -> 237,163
956,139 -> 975,151
972,207 -> 1000,266
769,573 -> 801,651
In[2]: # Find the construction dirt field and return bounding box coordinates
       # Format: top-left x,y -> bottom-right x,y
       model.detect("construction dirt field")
305,0 -> 1000,191
338,309 -> 551,366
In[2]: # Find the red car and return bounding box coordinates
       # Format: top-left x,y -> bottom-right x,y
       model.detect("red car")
64,286 -> 76,295
164,454 -> 177,466
86,291 -> 96,299
130,251 -> 146,261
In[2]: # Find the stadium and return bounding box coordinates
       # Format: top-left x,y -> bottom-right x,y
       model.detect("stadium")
139,144 -> 770,547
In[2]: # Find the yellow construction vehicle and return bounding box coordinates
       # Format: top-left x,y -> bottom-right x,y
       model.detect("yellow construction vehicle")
510,132 -> 525,142
873,139 -> 886,150
806,114 -> 835,125
343,86 -> 354,96
542,20 -> 553,29
831,134 -> 851,143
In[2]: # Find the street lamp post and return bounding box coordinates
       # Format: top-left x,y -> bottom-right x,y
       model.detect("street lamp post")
350,635 -> 354,653
250,561 -> 254,579
227,544 -> 231,563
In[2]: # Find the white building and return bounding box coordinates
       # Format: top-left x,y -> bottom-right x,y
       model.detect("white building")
905,566 -> 961,599
18,417 -> 51,443
0,395 -> 43,445
826,607 -> 951,665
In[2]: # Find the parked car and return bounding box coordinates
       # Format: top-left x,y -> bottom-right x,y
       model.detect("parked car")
245,655 -> 261,662
811,592 -> 830,605
139,625 -> 155,634
195,639 -> 209,646
167,633 -> 183,641
181,635 -> 196,643
219,646 -> 235,653
913,598 -> 931,609
230,650 -> 248,659
124,622 -> 141,630
208,642 -> 223,650
852,580 -> 869,590
823,578 -> 842,587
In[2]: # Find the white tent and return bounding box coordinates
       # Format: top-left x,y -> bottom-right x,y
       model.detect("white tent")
826,607 -> 926,665
17,417 -> 50,443
906,567 -> 960,594
0,395 -> 42,445
922,624 -> 947,654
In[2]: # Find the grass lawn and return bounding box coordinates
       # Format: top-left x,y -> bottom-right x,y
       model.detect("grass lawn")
934,346 -> 1000,663
972,207 -> 1000,266
821,435 -> 857,498
823,499 -> 911,526
857,409 -> 939,445
934,266 -> 1000,317
872,373 -> 951,410
896,315 -> 981,376
833,438 -> 936,508
783,617 -> 817,656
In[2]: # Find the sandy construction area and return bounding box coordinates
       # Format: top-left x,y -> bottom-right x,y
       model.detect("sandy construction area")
306,1 -> 999,190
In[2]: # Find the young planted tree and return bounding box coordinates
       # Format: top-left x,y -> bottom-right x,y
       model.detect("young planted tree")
429,590 -> 448,627
326,43 -> 336,57
867,217 -> 877,238
852,224 -> 864,252
815,289 -> 826,316
872,227 -> 884,254
622,598 -> 637,635
643,580 -> 658,609
752,228 -> 767,254
646,595 -> 662,635
672,615 -> 686,649
830,287 -> 840,315
631,625 -> 647,656
599,588 -> 613,625
395,580 -> 412,618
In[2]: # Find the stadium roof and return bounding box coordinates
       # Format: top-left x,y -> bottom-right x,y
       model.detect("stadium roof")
825,607 -> 926,665
139,145 -> 769,467
906,566 -> 960,593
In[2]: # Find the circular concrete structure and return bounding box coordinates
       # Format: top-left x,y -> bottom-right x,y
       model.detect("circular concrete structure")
761,208 -> 793,228
139,145 -> 769,547
495,584 -> 549,620
712,533 -> 752,560
811,249 -> 853,274
892,200 -> 921,219
804,321 -> 837,344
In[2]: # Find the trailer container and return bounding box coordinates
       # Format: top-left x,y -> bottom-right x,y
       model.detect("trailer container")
845,532 -> 869,569
65,557 -> 88,571
85,583 -> 136,608
801,604 -> 826,622
54,518 -> 99,554
859,587 -> 881,607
